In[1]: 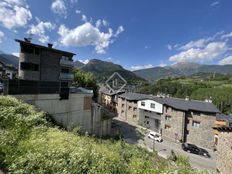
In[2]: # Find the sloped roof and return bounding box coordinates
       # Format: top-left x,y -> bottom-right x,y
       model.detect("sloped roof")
157,97 -> 220,113
119,92 -> 153,101
119,92 -> 220,113
216,114 -> 232,123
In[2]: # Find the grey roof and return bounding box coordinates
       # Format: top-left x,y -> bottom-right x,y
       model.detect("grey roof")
119,92 -> 220,113
152,97 -> 220,113
118,92 -> 153,101
100,88 -> 125,96
216,114 -> 232,123
15,39 -> 75,56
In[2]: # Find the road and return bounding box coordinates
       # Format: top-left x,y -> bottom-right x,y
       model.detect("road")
114,118 -> 216,172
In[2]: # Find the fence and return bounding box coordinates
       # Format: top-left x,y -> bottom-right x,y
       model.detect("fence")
3,80 -> 69,99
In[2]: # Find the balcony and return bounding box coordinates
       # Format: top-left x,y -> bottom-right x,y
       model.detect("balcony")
60,59 -> 73,67
60,73 -> 74,80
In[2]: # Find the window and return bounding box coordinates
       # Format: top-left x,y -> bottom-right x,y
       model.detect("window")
133,115 -> 137,118
165,115 -> 172,121
192,111 -> 201,116
61,68 -> 70,73
128,106 -> 132,110
165,124 -> 171,129
141,102 -> 145,106
192,121 -> 200,128
145,116 -> 149,119
150,103 -> 155,108
121,110 -> 124,114
133,107 -> 137,111
122,104 -> 125,107
165,107 -> 168,113
21,45 -> 40,55
20,62 -> 39,71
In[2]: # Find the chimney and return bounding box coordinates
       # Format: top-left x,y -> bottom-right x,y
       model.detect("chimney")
48,43 -> 53,48
24,37 -> 31,43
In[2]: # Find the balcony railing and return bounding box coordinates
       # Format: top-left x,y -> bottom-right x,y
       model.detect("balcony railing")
60,73 -> 74,80
60,59 -> 73,67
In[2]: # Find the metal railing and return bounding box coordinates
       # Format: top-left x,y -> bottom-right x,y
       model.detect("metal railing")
60,73 -> 74,80
60,59 -> 73,67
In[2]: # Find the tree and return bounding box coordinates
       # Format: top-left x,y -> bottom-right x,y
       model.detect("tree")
73,70 -> 98,99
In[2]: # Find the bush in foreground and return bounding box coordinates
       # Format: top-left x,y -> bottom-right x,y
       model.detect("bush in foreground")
0,96 -> 210,174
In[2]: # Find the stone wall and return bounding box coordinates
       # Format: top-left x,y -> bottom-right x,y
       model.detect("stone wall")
216,131 -> 232,174
187,112 -> 216,150
161,106 -> 185,142
117,97 -> 127,120
117,97 -> 138,124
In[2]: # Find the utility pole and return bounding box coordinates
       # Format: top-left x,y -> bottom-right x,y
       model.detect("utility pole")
153,139 -> 155,152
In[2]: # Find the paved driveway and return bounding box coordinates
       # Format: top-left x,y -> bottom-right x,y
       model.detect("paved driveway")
114,118 -> 216,172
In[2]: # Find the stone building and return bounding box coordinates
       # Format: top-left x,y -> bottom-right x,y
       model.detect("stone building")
141,97 -> 219,149
117,93 -> 152,124
117,93 -> 220,150
15,39 -> 75,85
98,87 -> 125,113
214,114 -> 232,149
213,126 -> 232,174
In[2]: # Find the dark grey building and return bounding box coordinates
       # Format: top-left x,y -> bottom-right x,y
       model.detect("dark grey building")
15,39 -> 75,85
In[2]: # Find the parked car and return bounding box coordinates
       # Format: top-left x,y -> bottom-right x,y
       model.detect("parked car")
148,131 -> 163,142
181,143 -> 210,158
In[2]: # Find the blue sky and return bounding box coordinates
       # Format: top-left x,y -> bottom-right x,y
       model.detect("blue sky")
0,0 -> 232,70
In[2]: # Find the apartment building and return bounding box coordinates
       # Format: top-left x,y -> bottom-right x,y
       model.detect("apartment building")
15,39 -> 75,85
213,126 -> 232,174
117,93 -> 152,124
214,114 -> 232,149
99,87 -> 125,113
117,92 -> 220,149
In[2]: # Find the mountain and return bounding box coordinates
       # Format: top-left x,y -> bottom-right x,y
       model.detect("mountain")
0,51 -> 19,68
80,59 -> 146,84
73,60 -> 85,69
133,66 -> 181,82
134,62 -> 232,81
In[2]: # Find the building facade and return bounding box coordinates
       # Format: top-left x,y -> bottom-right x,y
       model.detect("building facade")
213,126 -> 232,174
117,93 -> 219,150
15,39 -> 75,85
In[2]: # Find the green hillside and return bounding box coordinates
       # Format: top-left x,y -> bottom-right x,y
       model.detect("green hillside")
80,59 -> 147,85
138,73 -> 232,114
134,62 -> 232,81
0,96 -> 209,173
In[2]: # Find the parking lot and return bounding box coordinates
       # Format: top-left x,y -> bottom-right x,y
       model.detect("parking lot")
114,118 -> 216,172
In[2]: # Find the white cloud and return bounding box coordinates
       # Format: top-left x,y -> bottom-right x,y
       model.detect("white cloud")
0,30 -> 4,43
79,59 -> 89,64
27,18 -> 56,43
131,64 -> 154,71
145,45 -> 148,49
167,44 -> 172,50
95,19 -> 109,28
115,26 -> 124,37
51,0 -> 67,17
179,39 -> 208,50
12,52 -> 19,57
75,10 -> 81,14
81,15 -> 88,22
0,0 -> 32,29
58,22 -> 124,54
159,63 -> 167,67
219,56 -> 232,65
102,20 -> 108,27
210,1 -> 220,6
221,32 -> 232,40
169,41 -> 228,63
